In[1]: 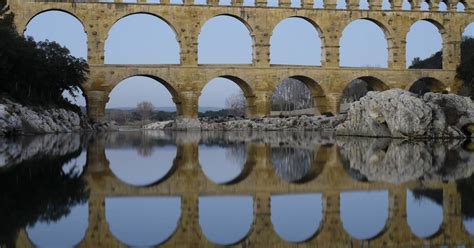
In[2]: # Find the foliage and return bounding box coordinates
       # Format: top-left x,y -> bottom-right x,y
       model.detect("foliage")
136,101 -> 154,122
225,92 -> 246,117
271,78 -> 312,111
0,4 -> 89,107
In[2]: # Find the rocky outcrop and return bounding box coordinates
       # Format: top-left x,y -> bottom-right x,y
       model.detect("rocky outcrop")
145,115 -> 346,131
0,98 -> 92,135
336,89 -> 474,138
338,137 -> 474,184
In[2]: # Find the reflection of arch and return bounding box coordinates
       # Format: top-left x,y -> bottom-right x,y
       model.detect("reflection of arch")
406,189 -> 444,239
408,77 -> 447,94
272,76 -> 329,115
270,17 -> 324,65
199,196 -> 254,245
198,15 -> 254,64
24,9 -> 86,34
26,202 -> 89,248
106,197 -> 181,247
340,191 -> 389,240
340,19 -> 390,68
199,144 -> 253,185
105,13 -> 181,64
271,146 -> 325,183
271,193 -> 323,243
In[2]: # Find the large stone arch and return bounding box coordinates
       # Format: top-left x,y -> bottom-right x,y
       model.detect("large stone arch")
339,75 -> 389,112
21,8 -> 86,34
269,16 -> 324,66
339,18 -> 392,68
271,75 -> 330,115
104,12 -> 181,64
198,75 -> 255,117
106,74 -> 183,114
406,18 -> 446,68
197,14 -> 255,64
408,77 -> 448,94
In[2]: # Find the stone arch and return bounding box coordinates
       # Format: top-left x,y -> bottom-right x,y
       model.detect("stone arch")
23,9 -> 88,60
269,16 -> 324,66
408,77 -> 447,94
198,14 -> 254,64
23,9 -> 86,34
272,75 -> 329,115
406,19 -> 445,69
339,76 -> 389,112
105,13 -> 181,64
340,18 -> 391,68
199,75 -> 255,117
107,74 -> 183,115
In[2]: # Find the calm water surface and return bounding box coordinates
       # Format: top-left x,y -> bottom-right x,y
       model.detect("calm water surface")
1,131 -> 474,247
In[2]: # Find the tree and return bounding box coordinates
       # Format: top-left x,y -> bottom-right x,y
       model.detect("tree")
271,79 -> 312,112
136,101 -> 154,123
225,92 -> 246,117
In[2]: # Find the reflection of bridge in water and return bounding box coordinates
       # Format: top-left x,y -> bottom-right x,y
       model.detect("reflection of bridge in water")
11,132 -> 474,247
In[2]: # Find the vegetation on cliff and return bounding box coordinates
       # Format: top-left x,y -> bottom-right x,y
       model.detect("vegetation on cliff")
410,37 -> 474,96
0,1 -> 89,109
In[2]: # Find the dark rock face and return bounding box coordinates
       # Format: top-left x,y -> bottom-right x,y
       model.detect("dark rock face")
336,89 -> 474,138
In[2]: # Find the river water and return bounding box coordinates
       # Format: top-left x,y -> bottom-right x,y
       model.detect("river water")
0,131 -> 473,247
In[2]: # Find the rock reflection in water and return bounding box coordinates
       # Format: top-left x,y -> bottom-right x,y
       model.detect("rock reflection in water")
0,134 -> 89,247
271,194 -> 323,243
338,138 -> 474,184
106,197 -> 181,247
272,147 -> 313,183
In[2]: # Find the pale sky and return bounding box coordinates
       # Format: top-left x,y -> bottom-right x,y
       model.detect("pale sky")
24,6 -> 474,109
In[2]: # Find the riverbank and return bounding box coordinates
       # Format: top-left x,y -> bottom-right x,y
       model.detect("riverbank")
0,98 -> 94,136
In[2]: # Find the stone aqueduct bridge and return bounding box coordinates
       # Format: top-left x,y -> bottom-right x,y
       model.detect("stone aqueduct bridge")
7,0 -> 474,123
13,141 -> 474,247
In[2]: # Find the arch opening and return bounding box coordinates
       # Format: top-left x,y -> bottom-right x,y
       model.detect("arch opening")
105,13 -> 180,64
408,77 -> 447,95
340,19 -> 389,68
24,10 -> 87,60
270,17 -> 322,66
407,189 -> 444,239
199,76 -> 252,118
457,1 -> 466,11
106,76 -> 178,125
106,197 -> 181,247
26,200 -> 87,248
439,1 -> 448,10
271,76 -> 329,116
198,15 -> 253,64
340,76 -> 389,112
271,193 -> 323,243
407,20 -> 443,69
199,196 -> 254,245
199,142 -> 249,185
340,191 -> 389,240
271,146 -> 318,183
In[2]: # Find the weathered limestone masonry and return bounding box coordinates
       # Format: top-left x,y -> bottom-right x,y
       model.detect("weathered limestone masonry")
7,0 -> 473,124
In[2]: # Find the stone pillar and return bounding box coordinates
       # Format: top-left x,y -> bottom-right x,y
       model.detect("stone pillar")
369,0 -> 383,9
178,26 -> 199,66
86,90 -> 109,124
85,135 -> 110,176
256,0 -> 268,6
386,188 -> 412,243
429,0 -> 440,10
442,183 -> 467,241
317,192 -> 351,245
325,92 -> 343,115
79,194 -> 120,248
279,0 -> 292,7
248,192 -> 274,245
86,22 -> 106,65
253,33 -> 271,67
443,27 -> 462,70
325,0 -> 338,8
347,0 -> 359,9
231,0 -> 245,6
173,91 -> 201,130
390,0 -> 404,9
388,37 -> 407,69
302,0 -> 315,8
173,193 -> 203,246
410,0 -> 421,10
322,36 -> 340,68
248,91 -> 272,118
313,93 -> 330,115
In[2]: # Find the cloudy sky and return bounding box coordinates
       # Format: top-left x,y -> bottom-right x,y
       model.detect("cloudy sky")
24,1 -> 474,109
